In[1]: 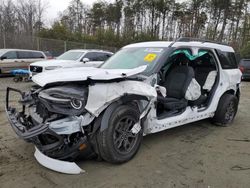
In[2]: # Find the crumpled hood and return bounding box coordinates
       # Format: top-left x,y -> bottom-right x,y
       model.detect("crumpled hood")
32,66 -> 147,87
31,59 -> 77,67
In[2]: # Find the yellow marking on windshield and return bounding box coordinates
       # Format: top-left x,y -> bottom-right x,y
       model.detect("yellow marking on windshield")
144,53 -> 157,63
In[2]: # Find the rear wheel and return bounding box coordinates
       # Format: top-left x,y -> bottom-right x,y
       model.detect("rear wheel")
97,105 -> 142,163
212,93 -> 239,126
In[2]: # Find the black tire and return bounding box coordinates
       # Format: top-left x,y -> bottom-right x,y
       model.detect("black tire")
24,77 -> 29,82
97,105 -> 142,163
13,77 -> 19,82
212,93 -> 239,126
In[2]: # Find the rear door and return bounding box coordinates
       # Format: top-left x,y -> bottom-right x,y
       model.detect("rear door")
16,51 -> 32,69
0,51 -> 18,73
31,51 -> 46,62
17,51 -> 45,69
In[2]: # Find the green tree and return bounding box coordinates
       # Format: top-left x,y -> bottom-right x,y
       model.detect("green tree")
240,43 -> 250,58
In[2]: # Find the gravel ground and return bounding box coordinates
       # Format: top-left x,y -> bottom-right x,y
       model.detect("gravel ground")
0,78 -> 250,188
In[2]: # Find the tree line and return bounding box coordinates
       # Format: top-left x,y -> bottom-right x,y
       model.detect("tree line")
1,0 -> 250,57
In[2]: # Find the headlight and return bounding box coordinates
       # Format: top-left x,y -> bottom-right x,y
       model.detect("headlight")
45,66 -> 62,70
70,99 -> 83,110
38,85 -> 88,116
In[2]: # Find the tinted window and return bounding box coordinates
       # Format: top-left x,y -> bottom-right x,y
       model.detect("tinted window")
32,52 -> 45,58
44,51 -> 52,57
84,52 -> 99,61
17,51 -> 33,59
3,51 -> 17,59
84,52 -> 112,61
217,50 -> 238,69
101,53 -> 112,61
240,59 -> 250,66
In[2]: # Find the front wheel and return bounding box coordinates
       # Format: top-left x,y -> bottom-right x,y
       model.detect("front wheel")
97,105 -> 143,163
212,93 -> 239,126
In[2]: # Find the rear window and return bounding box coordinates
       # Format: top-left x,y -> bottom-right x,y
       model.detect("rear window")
217,50 -> 238,69
240,59 -> 250,66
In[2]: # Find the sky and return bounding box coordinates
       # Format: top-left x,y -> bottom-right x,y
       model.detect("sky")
45,0 -> 182,26
46,0 -> 113,25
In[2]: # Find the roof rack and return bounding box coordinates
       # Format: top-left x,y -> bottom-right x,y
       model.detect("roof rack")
176,37 -> 229,46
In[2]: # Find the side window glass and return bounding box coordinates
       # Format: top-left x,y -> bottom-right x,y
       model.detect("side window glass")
102,53 -> 112,61
96,53 -> 105,61
32,52 -> 44,58
195,49 -> 216,66
217,50 -> 238,69
84,52 -> 98,61
18,51 -> 31,59
3,51 -> 17,59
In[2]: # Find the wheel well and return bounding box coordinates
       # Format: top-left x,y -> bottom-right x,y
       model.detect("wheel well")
225,89 -> 235,95
224,88 -> 240,100
120,94 -> 149,113
236,88 -> 240,100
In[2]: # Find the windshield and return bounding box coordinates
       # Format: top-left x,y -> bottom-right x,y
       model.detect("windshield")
57,51 -> 85,61
0,50 -> 7,57
101,47 -> 166,72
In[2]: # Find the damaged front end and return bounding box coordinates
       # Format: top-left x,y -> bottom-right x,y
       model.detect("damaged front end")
6,85 -> 96,164
6,71 -> 157,174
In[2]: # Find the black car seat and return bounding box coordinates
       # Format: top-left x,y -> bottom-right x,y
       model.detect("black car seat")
157,66 -> 195,110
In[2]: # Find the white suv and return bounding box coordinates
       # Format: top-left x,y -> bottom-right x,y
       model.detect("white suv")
6,38 -> 242,174
29,49 -> 113,76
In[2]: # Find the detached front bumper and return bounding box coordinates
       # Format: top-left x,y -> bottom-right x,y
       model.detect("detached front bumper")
34,147 -> 84,174
5,87 -> 95,161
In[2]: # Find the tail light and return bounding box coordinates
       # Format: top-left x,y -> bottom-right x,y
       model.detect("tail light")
239,66 -> 244,73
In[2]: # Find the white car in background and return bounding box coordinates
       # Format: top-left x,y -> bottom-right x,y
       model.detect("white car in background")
29,49 -> 113,76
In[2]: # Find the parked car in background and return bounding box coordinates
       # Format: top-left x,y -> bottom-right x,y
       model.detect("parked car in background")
29,49 -> 113,76
239,59 -> 250,80
43,51 -> 54,59
0,49 -> 46,74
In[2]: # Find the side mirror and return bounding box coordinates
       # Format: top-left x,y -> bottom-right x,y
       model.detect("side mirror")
82,58 -> 90,63
0,56 -> 7,60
